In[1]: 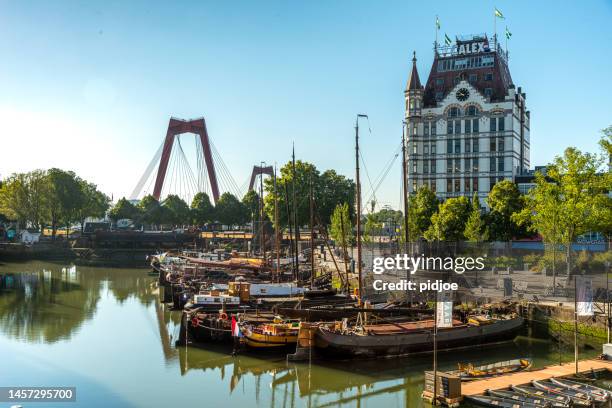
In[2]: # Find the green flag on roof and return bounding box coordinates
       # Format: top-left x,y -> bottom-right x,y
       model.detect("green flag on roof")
505,27 -> 512,39
495,8 -> 505,19
444,33 -> 452,46
436,16 -> 440,30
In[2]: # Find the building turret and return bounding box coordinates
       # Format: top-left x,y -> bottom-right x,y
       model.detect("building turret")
405,51 -> 423,119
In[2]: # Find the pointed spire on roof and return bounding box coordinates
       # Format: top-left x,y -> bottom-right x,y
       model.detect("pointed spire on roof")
406,51 -> 422,91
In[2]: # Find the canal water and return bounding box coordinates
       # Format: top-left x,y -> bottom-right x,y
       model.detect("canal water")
0,261 -> 605,408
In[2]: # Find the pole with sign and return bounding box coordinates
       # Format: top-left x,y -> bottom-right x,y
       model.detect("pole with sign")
575,275 -> 594,374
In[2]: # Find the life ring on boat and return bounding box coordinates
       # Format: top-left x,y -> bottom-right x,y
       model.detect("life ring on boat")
191,317 -> 199,327
219,312 -> 228,320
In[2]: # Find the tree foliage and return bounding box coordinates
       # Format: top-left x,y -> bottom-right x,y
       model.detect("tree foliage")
108,198 -> 140,222
0,169 -> 109,234
215,192 -> 247,227
424,196 -> 470,242
137,195 -> 163,227
241,190 -> 260,222
464,192 -> 488,243
486,180 -> 527,241
330,202 -> 353,246
162,195 -> 191,226
263,161 -> 355,228
526,148 -> 609,273
191,192 -> 215,225
406,186 -> 439,241
75,180 -> 110,231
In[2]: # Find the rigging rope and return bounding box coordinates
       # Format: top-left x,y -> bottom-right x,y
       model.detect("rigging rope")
130,141 -> 164,200
362,142 -> 402,212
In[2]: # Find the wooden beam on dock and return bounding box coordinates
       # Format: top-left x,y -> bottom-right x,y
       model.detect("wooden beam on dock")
461,359 -> 612,397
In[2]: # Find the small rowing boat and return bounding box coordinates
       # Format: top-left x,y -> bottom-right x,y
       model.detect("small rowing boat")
550,377 -> 610,403
450,358 -> 532,381
511,385 -> 573,407
487,389 -> 554,407
532,380 -> 592,406
465,394 -> 543,408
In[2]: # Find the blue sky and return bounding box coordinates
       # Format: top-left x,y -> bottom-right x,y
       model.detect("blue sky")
1,0 -> 611,210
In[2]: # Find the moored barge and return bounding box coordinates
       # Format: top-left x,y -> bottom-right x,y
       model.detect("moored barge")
314,315 -> 524,358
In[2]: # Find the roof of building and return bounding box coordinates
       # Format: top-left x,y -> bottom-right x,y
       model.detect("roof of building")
421,35 -> 514,108
405,51 -> 423,91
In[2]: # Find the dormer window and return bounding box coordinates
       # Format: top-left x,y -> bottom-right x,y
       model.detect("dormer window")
485,73 -> 493,81
484,88 -> 493,98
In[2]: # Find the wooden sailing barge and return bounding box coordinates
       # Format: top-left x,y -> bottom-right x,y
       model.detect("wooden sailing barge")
312,315 -> 524,358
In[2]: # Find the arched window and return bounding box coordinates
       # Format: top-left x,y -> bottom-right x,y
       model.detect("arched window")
447,107 -> 460,117
466,105 -> 479,116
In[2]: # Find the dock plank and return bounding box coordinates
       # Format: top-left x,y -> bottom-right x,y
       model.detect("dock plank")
461,359 -> 612,396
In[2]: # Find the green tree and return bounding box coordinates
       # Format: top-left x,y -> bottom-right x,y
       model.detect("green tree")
330,203 -> 353,245
241,190 -> 260,226
486,180 -> 526,242
598,125 -> 612,241
464,193 -> 488,243
216,192 -> 246,228
263,161 -> 355,228
46,168 -> 84,237
424,196 -> 470,243
513,171 -> 564,283
264,160 -> 319,228
108,198 -> 140,222
191,192 -> 215,226
75,180 -> 110,232
369,208 -> 403,225
406,186 -> 439,241
162,195 -> 191,226
363,213 -> 382,248
137,195 -> 163,228
316,170 -> 355,225
330,202 -> 353,275
540,148 -> 608,274
599,125 -> 612,160
0,170 -> 49,230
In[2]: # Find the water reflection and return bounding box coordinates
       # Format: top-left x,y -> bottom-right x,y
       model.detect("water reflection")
0,261 -> 157,343
0,261 -> 605,408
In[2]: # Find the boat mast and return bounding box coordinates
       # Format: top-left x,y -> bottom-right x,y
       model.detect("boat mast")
284,183 -> 295,281
259,161 -> 266,261
274,166 -> 280,282
402,121 -> 410,255
340,210 -> 350,294
309,171 -> 315,289
355,114 -> 367,302
292,145 -> 299,281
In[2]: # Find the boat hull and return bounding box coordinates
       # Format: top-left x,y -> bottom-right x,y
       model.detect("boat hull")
243,332 -> 298,348
315,317 -> 524,358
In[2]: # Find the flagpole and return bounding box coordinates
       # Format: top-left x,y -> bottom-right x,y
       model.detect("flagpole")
493,8 -> 497,47
435,15 -> 438,49
505,26 -> 508,56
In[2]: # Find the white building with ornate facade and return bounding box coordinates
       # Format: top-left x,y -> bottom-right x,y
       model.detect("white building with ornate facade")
404,34 -> 530,204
